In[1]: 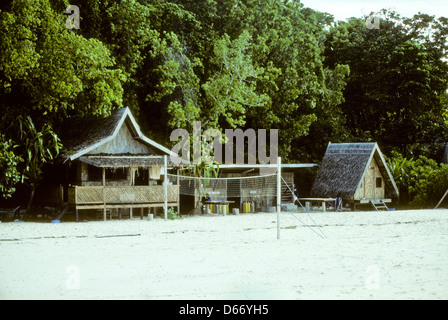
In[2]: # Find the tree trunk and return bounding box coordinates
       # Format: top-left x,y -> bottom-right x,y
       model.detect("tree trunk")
195,182 -> 204,215
25,186 -> 36,218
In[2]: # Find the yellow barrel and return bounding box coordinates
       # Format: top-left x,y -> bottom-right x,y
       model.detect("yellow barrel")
243,202 -> 251,213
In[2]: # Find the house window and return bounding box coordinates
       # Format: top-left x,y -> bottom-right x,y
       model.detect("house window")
376,177 -> 382,188
106,168 -> 128,180
88,165 -> 102,181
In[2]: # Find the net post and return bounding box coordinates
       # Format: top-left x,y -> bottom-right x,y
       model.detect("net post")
164,155 -> 168,221
277,156 -> 281,239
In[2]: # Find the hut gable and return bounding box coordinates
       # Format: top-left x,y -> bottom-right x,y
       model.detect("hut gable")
310,143 -> 399,201
60,107 -> 175,161
87,121 -> 153,155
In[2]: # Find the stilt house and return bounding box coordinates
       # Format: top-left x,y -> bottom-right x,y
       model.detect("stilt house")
48,107 -> 186,220
310,143 -> 399,206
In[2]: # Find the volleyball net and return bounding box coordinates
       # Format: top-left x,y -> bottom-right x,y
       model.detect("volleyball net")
167,168 -> 326,239
167,173 -> 277,200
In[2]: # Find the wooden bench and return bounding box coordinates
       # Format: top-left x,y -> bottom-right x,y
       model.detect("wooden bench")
297,198 -> 337,212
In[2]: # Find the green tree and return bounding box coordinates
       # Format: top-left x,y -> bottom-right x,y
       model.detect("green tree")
324,10 -> 448,156
202,30 -> 269,129
174,0 -> 349,162
75,0 -> 202,139
406,156 -> 448,207
0,134 -> 23,199
192,138 -> 220,214
17,116 -> 62,213
387,152 -> 448,208
242,1 -> 349,161
1,114 -> 62,213
0,0 -> 125,119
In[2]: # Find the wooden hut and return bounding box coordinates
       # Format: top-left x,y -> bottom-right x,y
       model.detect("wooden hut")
47,107 -> 187,221
310,143 -> 399,208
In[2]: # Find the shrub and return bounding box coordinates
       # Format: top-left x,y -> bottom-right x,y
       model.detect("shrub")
167,207 -> 181,220
387,152 -> 448,208
408,158 -> 448,207
0,134 -> 23,199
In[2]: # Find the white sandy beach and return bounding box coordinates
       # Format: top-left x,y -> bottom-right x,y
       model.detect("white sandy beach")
0,209 -> 447,300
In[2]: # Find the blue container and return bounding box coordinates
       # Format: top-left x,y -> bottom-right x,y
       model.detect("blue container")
388,208 -> 395,212
51,220 -> 60,223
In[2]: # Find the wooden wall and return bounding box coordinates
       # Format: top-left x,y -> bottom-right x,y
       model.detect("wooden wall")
88,122 -> 153,155
355,157 -> 385,200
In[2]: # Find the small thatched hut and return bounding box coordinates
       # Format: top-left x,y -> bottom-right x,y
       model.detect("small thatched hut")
310,143 -> 399,206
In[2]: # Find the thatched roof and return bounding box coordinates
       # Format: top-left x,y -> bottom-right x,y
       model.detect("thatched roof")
310,143 -> 399,200
79,155 -> 175,167
59,107 -> 187,166
60,108 -> 129,159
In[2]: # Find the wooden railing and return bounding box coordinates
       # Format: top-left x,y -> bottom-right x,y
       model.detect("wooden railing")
68,185 -> 179,206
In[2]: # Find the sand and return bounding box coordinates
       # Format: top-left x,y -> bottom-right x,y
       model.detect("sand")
0,209 -> 447,300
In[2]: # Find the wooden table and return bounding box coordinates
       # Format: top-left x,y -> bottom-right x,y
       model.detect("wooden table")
297,198 -> 337,212
203,200 -> 235,215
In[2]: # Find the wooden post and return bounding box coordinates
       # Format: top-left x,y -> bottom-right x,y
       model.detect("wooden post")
150,166 -> 155,219
73,187 -> 79,222
176,168 -> 180,217
306,201 -> 311,212
102,168 -> 106,221
164,155 -> 168,221
277,157 -> 281,240
130,168 -> 135,220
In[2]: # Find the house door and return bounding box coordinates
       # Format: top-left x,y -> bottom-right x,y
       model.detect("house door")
364,167 -> 375,199
375,176 -> 385,199
134,168 -> 149,186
